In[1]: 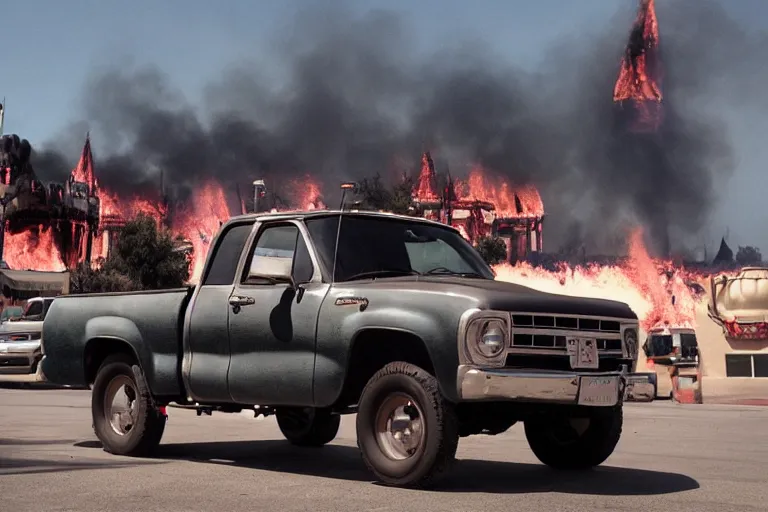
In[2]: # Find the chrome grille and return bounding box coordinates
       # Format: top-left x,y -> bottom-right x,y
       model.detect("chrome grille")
510,313 -> 624,355
511,314 -> 621,333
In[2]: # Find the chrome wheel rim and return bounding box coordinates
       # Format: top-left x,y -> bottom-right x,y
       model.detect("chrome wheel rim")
104,375 -> 138,436
374,393 -> 424,460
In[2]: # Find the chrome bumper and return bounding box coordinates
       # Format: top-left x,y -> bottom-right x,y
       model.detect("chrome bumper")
457,365 -> 656,407
0,356 -> 47,383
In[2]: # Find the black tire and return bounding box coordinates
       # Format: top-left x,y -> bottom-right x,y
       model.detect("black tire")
524,406 -> 623,470
276,407 -> 340,447
91,354 -> 166,457
356,361 -> 459,488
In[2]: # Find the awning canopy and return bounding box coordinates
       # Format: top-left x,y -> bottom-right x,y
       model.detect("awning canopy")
0,269 -> 70,294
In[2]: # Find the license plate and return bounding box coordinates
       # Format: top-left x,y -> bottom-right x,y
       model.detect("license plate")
678,376 -> 695,388
578,376 -> 619,406
566,337 -> 599,369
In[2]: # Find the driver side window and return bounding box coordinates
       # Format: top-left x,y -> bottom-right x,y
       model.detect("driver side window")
244,224 -> 314,284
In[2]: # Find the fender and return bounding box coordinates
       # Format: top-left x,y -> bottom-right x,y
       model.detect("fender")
83,316 -> 172,396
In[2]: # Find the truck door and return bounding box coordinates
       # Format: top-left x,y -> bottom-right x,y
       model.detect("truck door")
184,221 -> 255,403
226,220 -> 328,406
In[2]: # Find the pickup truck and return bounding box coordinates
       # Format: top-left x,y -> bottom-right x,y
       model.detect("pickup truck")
40,210 -> 656,487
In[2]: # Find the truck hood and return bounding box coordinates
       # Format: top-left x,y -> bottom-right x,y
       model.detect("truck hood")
347,276 -> 637,320
0,320 -> 43,334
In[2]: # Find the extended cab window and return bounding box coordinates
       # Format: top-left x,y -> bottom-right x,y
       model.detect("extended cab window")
244,224 -> 314,284
202,223 -> 254,286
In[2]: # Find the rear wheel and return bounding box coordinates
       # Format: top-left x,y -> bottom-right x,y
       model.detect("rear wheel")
276,407 -> 340,447
356,362 -> 459,488
91,354 -> 166,456
524,406 -> 623,470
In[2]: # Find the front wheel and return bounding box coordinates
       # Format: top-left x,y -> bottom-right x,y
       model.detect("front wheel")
524,406 -> 623,470
91,354 -> 167,456
276,407 -> 340,447
356,362 -> 459,488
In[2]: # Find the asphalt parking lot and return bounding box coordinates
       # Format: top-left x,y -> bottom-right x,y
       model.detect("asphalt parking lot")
1,387 -> 767,512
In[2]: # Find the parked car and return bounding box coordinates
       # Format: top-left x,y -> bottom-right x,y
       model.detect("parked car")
40,210 -> 656,487
0,297 -> 54,380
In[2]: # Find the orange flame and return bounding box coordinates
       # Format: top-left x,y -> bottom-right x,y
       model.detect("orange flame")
494,227 -> 699,333
4,225 -> 66,272
285,175 -> 326,211
613,0 -> 663,131
170,180 -> 232,283
456,168 -> 544,218
414,152 -> 439,202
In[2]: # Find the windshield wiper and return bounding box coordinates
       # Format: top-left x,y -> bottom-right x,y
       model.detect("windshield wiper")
344,269 -> 421,281
424,267 -> 486,279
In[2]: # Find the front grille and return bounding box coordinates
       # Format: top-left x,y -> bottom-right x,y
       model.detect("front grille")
0,356 -> 30,367
512,314 -> 621,333
512,333 -> 622,351
509,313 -> 624,354
505,354 -> 631,373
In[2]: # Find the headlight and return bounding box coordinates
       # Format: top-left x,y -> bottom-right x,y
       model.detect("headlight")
623,327 -> 638,359
479,321 -> 506,357
465,316 -> 508,365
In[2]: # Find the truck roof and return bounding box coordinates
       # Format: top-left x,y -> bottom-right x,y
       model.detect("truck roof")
226,209 -> 461,232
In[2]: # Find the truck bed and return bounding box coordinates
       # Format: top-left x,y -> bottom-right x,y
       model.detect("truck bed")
41,287 -> 194,397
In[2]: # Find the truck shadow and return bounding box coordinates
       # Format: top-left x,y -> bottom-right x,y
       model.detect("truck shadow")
75,439 -> 699,495
1,438 -> 163,476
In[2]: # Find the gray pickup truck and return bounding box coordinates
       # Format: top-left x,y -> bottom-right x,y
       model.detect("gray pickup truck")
40,210 -> 656,487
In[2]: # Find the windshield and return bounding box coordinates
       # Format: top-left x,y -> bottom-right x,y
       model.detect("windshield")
646,335 -> 673,357
305,214 -> 494,282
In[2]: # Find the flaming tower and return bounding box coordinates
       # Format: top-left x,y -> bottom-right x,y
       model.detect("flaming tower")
613,0 -> 663,132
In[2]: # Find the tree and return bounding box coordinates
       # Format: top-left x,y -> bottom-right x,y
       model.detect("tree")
69,262 -> 136,294
104,214 -> 190,289
357,173 -> 394,211
475,236 -> 507,265
356,172 -> 416,215
736,245 -> 762,265
70,214 -> 191,293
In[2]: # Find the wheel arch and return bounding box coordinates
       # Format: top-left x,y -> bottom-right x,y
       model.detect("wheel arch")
83,336 -> 142,386
334,327 -> 437,408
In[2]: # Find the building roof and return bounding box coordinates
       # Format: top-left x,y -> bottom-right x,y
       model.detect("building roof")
0,269 -> 70,293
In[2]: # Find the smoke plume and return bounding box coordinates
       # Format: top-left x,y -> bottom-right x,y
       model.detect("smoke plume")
32,1 -> 765,256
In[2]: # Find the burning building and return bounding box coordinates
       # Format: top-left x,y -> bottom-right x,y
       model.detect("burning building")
410,152 -> 545,264
613,0 -> 663,133
0,133 -> 174,273
0,133 -> 99,271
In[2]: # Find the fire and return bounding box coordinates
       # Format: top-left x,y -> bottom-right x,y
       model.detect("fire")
613,0 -> 663,131
493,227 -> 701,332
288,174 -> 326,210
414,152 -> 439,202
170,180 -> 232,283
455,168 -> 545,218
4,225 -> 66,272
99,190 -> 168,222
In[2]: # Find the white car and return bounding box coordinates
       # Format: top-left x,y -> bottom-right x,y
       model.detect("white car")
0,297 -> 53,380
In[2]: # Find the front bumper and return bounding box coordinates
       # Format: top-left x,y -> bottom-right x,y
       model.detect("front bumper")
457,365 -> 657,407
0,341 -> 44,380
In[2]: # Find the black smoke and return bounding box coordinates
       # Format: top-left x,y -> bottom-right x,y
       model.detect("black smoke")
32,1 -> 764,256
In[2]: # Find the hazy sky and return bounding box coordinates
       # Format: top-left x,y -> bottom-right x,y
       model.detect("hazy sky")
3,0 -> 767,254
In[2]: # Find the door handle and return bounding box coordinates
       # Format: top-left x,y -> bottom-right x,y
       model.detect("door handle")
229,295 -> 256,307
